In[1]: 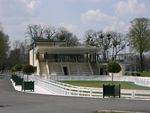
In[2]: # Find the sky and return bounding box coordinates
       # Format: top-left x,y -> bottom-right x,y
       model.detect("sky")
0,0 -> 150,44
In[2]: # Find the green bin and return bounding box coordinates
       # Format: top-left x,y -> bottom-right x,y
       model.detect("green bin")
22,81 -> 34,91
103,84 -> 121,98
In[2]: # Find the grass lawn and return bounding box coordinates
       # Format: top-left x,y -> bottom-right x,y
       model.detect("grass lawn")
60,81 -> 150,90
140,71 -> 150,77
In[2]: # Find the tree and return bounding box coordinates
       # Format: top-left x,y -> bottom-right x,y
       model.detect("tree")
22,65 -> 36,80
84,30 -> 96,46
8,48 -> 22,68
107,61 -> 121,84
84,30 -> 126,62
110,32 -> 127,61
10,64 -> 23,73
26,24 -> 44,41
55,27 -> 80,46
14,64 -> 23,72
11,66 -> 16,73
0,29 -> 9,70
44,26 -> 56,40
84,30 -> 112,62
19,39 -> 30,64
7,39 -> 30,69
96,32 -> 112,62
129,17 -> 150,72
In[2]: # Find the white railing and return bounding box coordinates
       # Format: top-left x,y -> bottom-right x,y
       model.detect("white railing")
49,75 -> 150,87
33,76 -> 102,97
31,75 -> 150,99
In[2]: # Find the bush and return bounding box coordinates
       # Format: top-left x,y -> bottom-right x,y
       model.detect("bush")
22,65 -> 36,81
136,73 -> 141,76
107,61 -> 121,84
11,66 -> 16,72
11,64 -> 23,72
22,65 -> 35,75
107,61 -> 121,73
15,64 -> 23,72
130,72 -> 141,76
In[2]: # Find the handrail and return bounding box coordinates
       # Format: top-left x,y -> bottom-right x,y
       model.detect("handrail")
32,76 -> 150,98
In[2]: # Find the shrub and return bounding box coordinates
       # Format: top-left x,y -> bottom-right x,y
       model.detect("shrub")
107,61 -> 121,84
11,66 -> 16,72
22,65 -> 35,75
22,65 -> 36,80
107,61 -> 121,73
15,64 -> 23,72
11,64 -> 23,72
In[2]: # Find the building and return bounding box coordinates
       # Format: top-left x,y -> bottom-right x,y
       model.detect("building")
29,39 -> 108,78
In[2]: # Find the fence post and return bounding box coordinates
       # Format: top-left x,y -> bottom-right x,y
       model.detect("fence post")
90,88 -> 92,97
132,90 -> 135,98
78,87 -> 80,96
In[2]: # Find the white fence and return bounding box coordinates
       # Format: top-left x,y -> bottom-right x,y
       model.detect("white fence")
31,75 -> 150,99
49,75 -> 150,87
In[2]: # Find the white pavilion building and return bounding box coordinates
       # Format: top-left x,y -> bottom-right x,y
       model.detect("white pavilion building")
29,39 -> 108,78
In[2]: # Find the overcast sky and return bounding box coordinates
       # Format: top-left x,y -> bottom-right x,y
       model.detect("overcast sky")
0,0 -> 150,44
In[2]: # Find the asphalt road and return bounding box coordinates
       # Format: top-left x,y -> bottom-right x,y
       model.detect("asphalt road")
0,76 -> 150,113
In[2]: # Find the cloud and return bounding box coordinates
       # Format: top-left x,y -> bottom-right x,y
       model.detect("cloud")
59,23 -> 78,33
17,0 -> 40,12
0,0 -> 41,42
66,0 -> 103,3
115,0 -> 148,17
81,9 -> 130,33
81,9 -> 117,24
103,21 -> 129,33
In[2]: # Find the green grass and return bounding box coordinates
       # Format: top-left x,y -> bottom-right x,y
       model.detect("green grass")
140,71 -> 150,77
60,81 -> 150,90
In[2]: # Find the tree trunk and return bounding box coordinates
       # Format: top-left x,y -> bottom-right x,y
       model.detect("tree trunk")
103,51 -> 107,62
112,73 -> 114,85
139,52 -> 144,72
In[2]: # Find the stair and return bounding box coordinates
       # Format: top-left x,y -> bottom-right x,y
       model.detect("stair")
39,62 -> 48,76
90,63 -> 99,75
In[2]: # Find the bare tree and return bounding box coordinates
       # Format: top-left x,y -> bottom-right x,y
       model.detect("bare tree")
84,30 -> 111,62
110,32 -> 127,61
55,27 -> 80,46
84,30 -> 127,62
44,26 -> 56,40
26,24 -> 44,41
84,30 -> 96,46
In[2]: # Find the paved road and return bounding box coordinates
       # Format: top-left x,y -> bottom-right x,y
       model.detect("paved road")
0,76 -> 150,113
